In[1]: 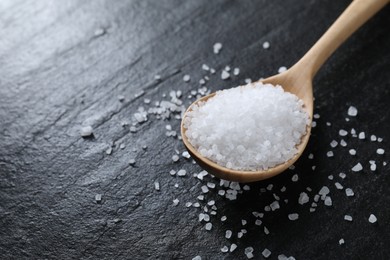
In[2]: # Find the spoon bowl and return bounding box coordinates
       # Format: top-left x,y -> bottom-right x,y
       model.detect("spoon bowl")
181,0 -> 388,182
181,68 -> 313,183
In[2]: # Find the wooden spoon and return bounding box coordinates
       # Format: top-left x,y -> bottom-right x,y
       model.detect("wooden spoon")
181,0 -> 389,183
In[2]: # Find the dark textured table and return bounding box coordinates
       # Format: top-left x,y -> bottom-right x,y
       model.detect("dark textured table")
1,0 -> 389,259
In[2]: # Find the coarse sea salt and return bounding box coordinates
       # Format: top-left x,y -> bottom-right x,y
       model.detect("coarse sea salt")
184,82 -> 309,171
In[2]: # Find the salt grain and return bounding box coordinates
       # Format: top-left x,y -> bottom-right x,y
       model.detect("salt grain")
262,248 -> 271,258
339,238 -> 345,245
262,41 -> 270,49
278,66 -> 287,73
221,70 -> 230,80
288,213 -> 299,221
225,230 -> 232,239
349,149 -> 356,155
377,148 -> 385,155
345,188 -> 354,197
230,244 -> 237,252
347,106 -> 358,116
205,223 -> 212,230
213,42 -> 222,54
183,75 -> 191,82
368,214 -> 377,223
352,163 -> 363,172
81,126 -> 93,137
154,181 -> 160,191
221,246 -> 229,253
344,215 -> 353,221
359,132 -> 365,139
298,192 -> 309,205
339,129 -> 348,136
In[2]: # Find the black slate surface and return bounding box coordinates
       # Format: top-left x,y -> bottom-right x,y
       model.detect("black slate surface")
1,0 -> 390,259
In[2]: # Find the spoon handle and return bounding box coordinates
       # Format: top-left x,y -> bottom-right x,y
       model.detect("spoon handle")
296,0 -> 389,78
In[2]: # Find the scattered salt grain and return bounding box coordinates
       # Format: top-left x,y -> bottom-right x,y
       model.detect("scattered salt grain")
352,163 -> 363,172
349,149 -> 356,155
182,151 -> 191,159
377,148 -> 385,155
345,188 -> 354,197
370,135 -> 377,141
335,182 -> 343,190
230,244 -> 237,252
202,64 -> 210,71
192,256 -> 202,260
324,196 -> 332,206
298,192 -> 309,205
154,181 -> 160,191
169,170 -> 176,176
288,213 -> 299,221
233,68 -> 240,76
370,163 -> 376,171
262,41 -> 270,49
201,185 -> 209,193
359,132 -> 365,139
221,216 -> 227,221
129,159 -> 136,166
339,238 -> 345,245
80,126 -> 93,137
262,248 -> 271,258
177,169 -> 186,176
292,174 -> 299,182
205,223 -> 212,230
330,140 -> 338,148
225,230 -> 232,239
344,215 -> 353,221
339,129 -> 348,136
221,70 -> 230,80
255,219 -> 262,226
173,199 -> 179,206
183,75 -> 191,82
340,139 -> 347,147
339,172 -> 346,179
368,214 -> 377,223
213,42 -> 223,54
221,246 -> 229,253
264,226 -> 270,235
278,66 -> 287,73
328,175 -> 334,180
347,106 -> 358,116
185,202 -> 192,207
95,194 -> 102,203
245,247 -> 254,259
327,151 -> 334,157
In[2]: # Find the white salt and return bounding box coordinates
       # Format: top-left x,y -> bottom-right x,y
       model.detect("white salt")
327,151 -> 334,157
183,74 -> 191,82
368,214 -> 377,223
205,223 -> 212,230
288,213 -> 299,221
298,192 -> 309,205
262,248 -> 272,258
213,42 -> 222,54
344,215 -> 353,221
262,41 -> 270,49
233,68 -> 240,76
359,132 -> 365,139
225,230 -> 232,239
352,163 -> 363,172
339,238 -> 345,245
230,244 -> 237,252
221,70 -> 230,80
184,82 -> 309,171
377,148 -> 385,155
80,126 -> 93,137
349,149 -> 356,155
347,106 -> 358,116
278,66 -> 287,73
345,188 -> 354,197
330,140 -> 338,148
339,129 -> 348,136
